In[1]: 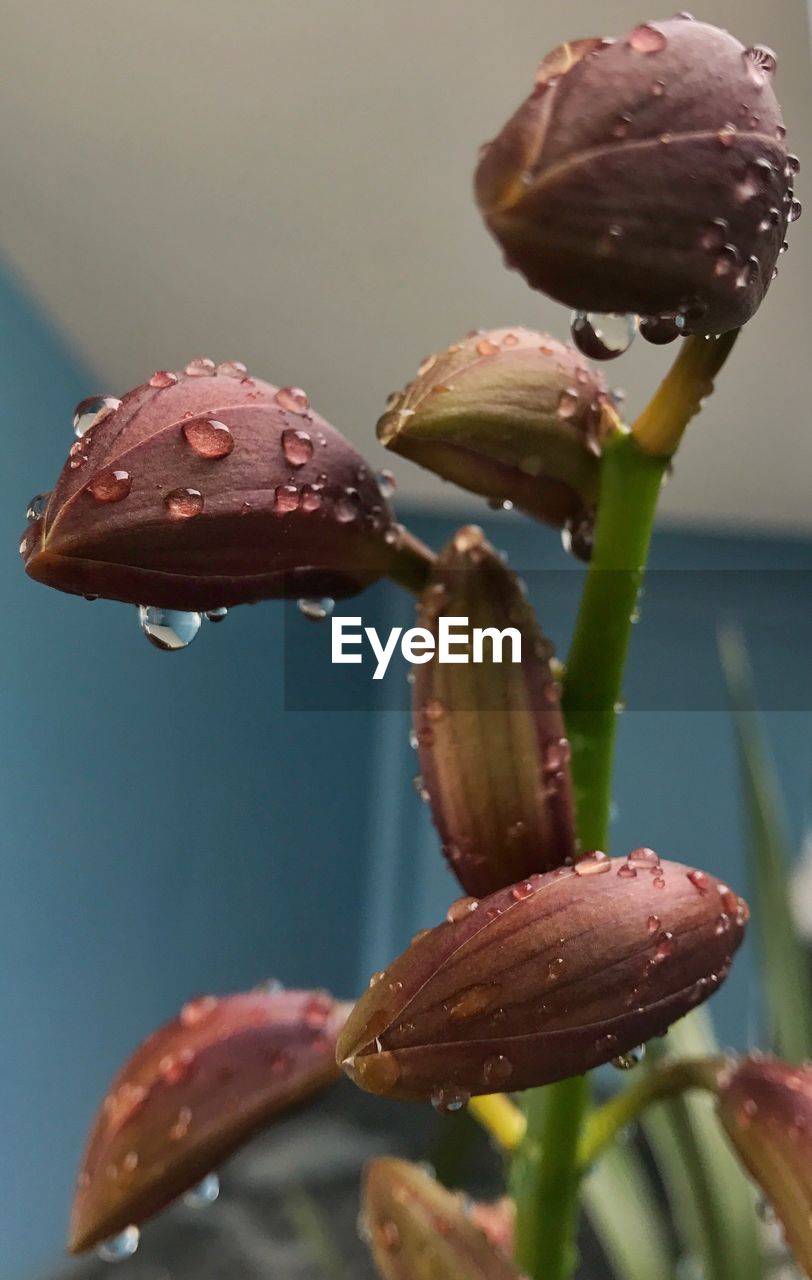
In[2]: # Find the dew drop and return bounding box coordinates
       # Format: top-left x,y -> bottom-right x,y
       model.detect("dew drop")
446,896 -> 479,923
699,218 -> 729,252
483,1054 -> 513,1086
26,492 -> 49,522
335,489 -> 362,522
297,597 -> 334,621
185,357 -> 216,377
182,418 -> 234,459
639,316 -> 682,345
786,154 -> 801,178
273,484 -> 300,514
88,469 -> 132,503
574,851 -> 611,876
377,469 -> 396,499
431,1085 -> 470,1114
149,370 -> 178,389
789,198 -> 803,223
687,868 -> 709,892
654,933 -> 674,961
281,428 -> 314,467
744,44 -> 777,82
300,483 -> 324,513
612,1046 -> 646,1070
205,607 -> 228,623
183,1172 -> 220,1208
216,360 -> 248,378
617,862 -> 637,879
476,338 -> 500,356
275,386 -> 310,414
96,1227 -> 140,1263
717,125 -> 737,148
180,994 -> 218,1026
165,487 -> 204,519
557,388 -> 579,419
627,24 -> 667,54
73,395 -> 121,438
138,606 -> 202,652
628,847 -> 660,867
511,880 -> 535,902
561,514 -> 595,563
571,312 -> 637,361
547,957 -> 565,982
647,914 -> 662,935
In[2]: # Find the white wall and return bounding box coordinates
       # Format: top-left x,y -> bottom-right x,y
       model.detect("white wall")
0,0 -> 809,531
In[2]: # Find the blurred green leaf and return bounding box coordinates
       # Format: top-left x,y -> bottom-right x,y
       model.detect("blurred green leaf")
642,1010 -> 764,1280
718,624 -> 812,1060
582,1139 -> 674,1280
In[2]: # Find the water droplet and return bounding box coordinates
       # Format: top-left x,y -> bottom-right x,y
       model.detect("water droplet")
205,607 -> 228,623
149,370 -> 178,389
183,1172 -> 220,1208
159,1047 -> 196,1085
180,994 -> 218,1026
335,489 -> 361,522
617,862 -> 637,879
275,386 -> 310,414
639,316 -> 682,345
717,125 -> 737,148
182,418 -> 234,459
574,851 -> 611,876
139,606 -> 202,651
627,24 -> 667,54
736,256 -> 760,289
612,1045 -> 646,1070
687,869 -> 709,893
744,45 -> 777,83
561,514 -> 595,563
628,847 -> 660,868
715,913 -> 731,936
700,218 -> 729,252
431,1085 -> 470,1114
547,956 -> 565,981
377,469 -> 396,499
789,198 -> 803,223
651,79 -> 666,97
216,360 -> 248,378
654,933 -> 674,961
483,1054 -> 513,1086
297,597 -> 334,621
476,338 -> 500,356
544,736 -> 571,771
714,244 -> 740,278
26,492 -> 49,521
647,914 -> 662,935
96,1227 -> 140,1263
786,154 -> 801,178
570,312 -> 637,361
165,487 -> 204,518
73,395 -> 121,438
557,388 -> 579,419
88,469 -> 132,503
281,428 -> 314,467
446,896 -> 479,923
185,357 -> 216,377
511,880 -> 535,902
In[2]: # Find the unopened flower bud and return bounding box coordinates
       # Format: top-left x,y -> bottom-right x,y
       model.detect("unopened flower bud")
339,853 -> 747,1101
476,20 -> 796,336
69,987 -> 347,1253
22,363 -> 401,611
717,1056 -> 812,1276
413,526 -> 574,896
362,1159 -> 523,1279
377,327 -> 618,530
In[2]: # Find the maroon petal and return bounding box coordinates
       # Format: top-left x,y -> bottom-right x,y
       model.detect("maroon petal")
69,987 -> 347,1253
339,854 -> 748,1102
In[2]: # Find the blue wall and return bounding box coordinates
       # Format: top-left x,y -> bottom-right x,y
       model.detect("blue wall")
1,264 -> 810,1278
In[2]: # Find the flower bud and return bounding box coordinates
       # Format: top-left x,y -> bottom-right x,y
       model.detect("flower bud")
69,987 -> 346,1253
22,362 -> 400,611
377,327 -> 618,530
362,1159 -> 523,1279
475,20 -> 797,336
413,526 -> 574,896
717,1056 -> 812,1276
339,853 -> 747,1102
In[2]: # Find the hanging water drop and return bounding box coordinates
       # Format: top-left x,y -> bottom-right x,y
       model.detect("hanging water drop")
430,1085 -> 470,1114
138,606 -> 202,652
570,312 -> 637,361
26,492 -> 49,522
611,1046 -> 646,1071
205,607 -> 228,623
297,597 -> 334,621
216,360 -> 248,378
73,395 -> 122,439
183,1172 -> 220,1208
377,469 -> 397,499
96,1226 -> 140,1263
639,316 -> 682,345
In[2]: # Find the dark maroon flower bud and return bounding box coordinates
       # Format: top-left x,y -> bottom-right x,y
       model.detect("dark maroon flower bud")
21,361 -> 405,611
475,20 -> 797,338
413,526 -> 575,896
69,987 -> 347,1254
717,1056 -> 812,1275
338,853 -> 747,1103
362,1159 -> 524,1279
377,327 -> 618,533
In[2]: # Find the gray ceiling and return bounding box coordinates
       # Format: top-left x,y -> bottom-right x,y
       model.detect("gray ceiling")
1,0 -> 810,531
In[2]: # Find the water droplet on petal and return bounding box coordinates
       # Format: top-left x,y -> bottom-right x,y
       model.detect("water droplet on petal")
26,492 -> 49,521
88,469 -> 132,503
183,1172 -> 220,1208
281,428 -> 314,467
185,357 -> 216,377
744,44 -> 777,83
275,386 -> 310,414
431,1085 -> 470,1114
182,418 -> 234,459
216,360 -> 248,378
139,607 -> 202,651
335,489 -> 361,522
789,198 -> 803,223
73,395 -> 122,438
180,994 -> 218,1026
377,469 -> 396,499
297,597 -> 334,621
205,607 -> 228,623
714,244 -> 740,278
639,316 -> 682,345
627,24 -> 667,54
557,388 -> 579,419
612,1045 -> 646,1070
574,851 -> 611,876
96,1227 -> 140,1263
165,487 -> 204,519
446,896 -> 480,923
273,484 -> 300,514
149,370 -> 178,389
571,312 -> 637,361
